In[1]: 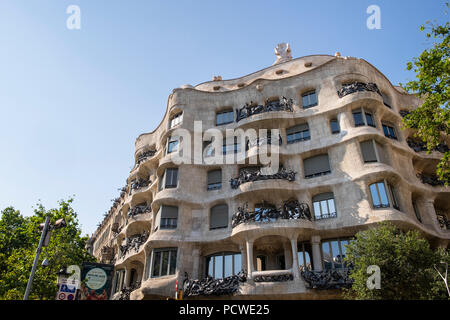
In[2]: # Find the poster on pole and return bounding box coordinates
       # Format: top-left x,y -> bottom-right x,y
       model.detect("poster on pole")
56,276 -> 80,300
79,262 -> 114,300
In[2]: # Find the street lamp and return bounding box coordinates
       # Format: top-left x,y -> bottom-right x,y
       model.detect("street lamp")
23,216 -> 66,300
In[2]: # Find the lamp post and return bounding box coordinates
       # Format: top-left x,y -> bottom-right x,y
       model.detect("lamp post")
23,217 -> 66,300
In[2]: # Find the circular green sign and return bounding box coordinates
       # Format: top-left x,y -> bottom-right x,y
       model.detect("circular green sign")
85,268 -> 107,290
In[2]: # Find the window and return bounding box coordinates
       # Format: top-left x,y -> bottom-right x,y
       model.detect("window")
369,181 -> 390,208
210,204 -> 228,229
154,205 -> 178,230
207,169 -> 222,190
169,112 -> 183,129
216,110 -> 234,125
330,118 -> 340,134
286,123 -> 310,144
113,269 -> 125,293
167,137 -> 179,154
388,183 -> 400,211
297,242 -> 312,271
313,192 -> 337,220
303,154 -> 331,179
302,91 -> 318,108
353,108 -> 376,127
222,137 -> 241,154
322,239 -> 351,270
412,200 -> 422,223
360,140 -> 378,163
381,92 -> 392,108
160,168 -> 178,189
150,248 -> 177,278
382,123 -> 397,140
206,252 -> 241,279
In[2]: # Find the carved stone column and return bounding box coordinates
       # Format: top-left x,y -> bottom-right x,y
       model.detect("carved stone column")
246,240 -> 254,279
311,235 -> 323,271
290,238 -> 300,279
192,248 -> 200,279
239,244 -> 247,273
124,267 -> 131,289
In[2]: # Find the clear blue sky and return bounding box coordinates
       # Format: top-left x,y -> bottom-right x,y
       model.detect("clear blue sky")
0,0 -> 447,236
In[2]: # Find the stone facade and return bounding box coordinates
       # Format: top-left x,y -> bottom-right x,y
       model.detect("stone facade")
89,47 -> 450,300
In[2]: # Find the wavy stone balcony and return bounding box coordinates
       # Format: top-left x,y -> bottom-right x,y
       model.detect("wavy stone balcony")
231,200 -> 312,229
236,97 -> 293,122
416,173 -> 445,187
337,82 -> 381,98
407,139 -> 449,154
118,232 -> 149,260
230,167 -> 296,189
127,204 -> 151,220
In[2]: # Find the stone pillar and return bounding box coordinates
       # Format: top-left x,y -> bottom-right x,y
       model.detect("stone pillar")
192,248 -> 200,279
124,267 -> 131,288
239,244 -> 247,273
338,110 -> 351,131
311,235 -> 322,271
290,238 -> 300,279
246,240 -> 254,279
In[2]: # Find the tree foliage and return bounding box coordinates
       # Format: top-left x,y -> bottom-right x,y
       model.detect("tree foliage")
402,3 -> 450,185
344,222 -> 449,300
0,199 -> 95,300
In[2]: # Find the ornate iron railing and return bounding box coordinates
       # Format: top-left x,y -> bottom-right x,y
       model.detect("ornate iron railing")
337,82 -> 381,98
417,173 -> 445,187
183,271 -> 247,297
437,214 -> 450,230
129,178 -> 151,194
230,167 -> 296,189
118,232 -> 149,259
118,281 -> 141,300
136,149 -> 157,165
301,267 -> 353,290
253,274 -> 293,282
407,139 -> 449,153
101,245 -> 115,262
231,200 -> 311,228
236,96 -> 293,122
128,205 -> 151,219
314,211 -> 338,221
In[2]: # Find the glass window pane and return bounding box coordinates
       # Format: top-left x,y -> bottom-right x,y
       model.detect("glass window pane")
366,113 -> 374,126
215,255 -> 223,279
331,241 -> 342,268
152,251 -> 161,277
322,242 -> 332,270
224,254 -> 233,278
328,199 -> 336,215
383,125 -> 389,136
169,250 -> 177,275
353,112 -> 364,126
370,184 -> 381,207
320,200 -> 329,215
161,251 -> 170,276
234,254 -> 242,275
378,182 -> 389,207
313,202 -> 321,219
207,257 -> 213,277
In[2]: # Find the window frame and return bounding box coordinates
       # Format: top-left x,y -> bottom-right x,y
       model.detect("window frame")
216,110 -> 234,126
301,90 -> 318,109
321,238 -> 352,270
205,252 -> 242,279
169,112 -> 183,129
352,107 -> 376,128
330,118 -> 340,134
286,123 -> 310,144
312,193 -> 337,220
382,123 -> 397,140
149,248 -> 178,278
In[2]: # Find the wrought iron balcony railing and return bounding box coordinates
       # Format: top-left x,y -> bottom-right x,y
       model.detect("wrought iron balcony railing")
417,173 -> 445,187
117,281 -> 141,300
118,232 -> 149,259
183,271 -> 247,297
136,149 -> 157,165
129,178 -> 152,194
230,167 -> 296,189
300,267 -> 353,290
236,96 -> 293,122
253,273 -> 293,282
231,200 -> 312,228
337,82 -> 381,98
128,205 -> 151,219
437,214 -> 450,230
407,139 -> 449,153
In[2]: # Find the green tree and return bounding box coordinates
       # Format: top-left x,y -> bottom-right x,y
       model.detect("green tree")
402,3 -> 450,185
343,222 -> 449,300
0,198 -> 95,300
